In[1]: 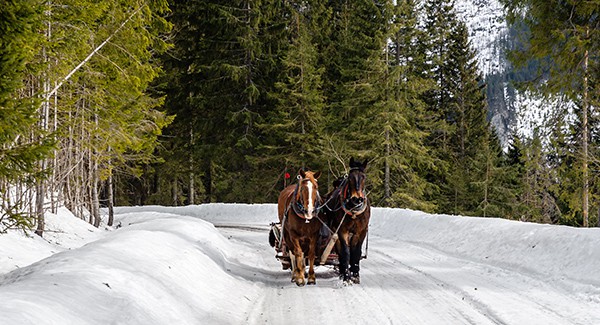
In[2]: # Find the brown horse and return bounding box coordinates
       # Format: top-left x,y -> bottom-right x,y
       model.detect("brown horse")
320,158 -> 370,284
277,169 -> 322,286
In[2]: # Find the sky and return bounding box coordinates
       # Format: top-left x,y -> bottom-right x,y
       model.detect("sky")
1,203 -> 599,324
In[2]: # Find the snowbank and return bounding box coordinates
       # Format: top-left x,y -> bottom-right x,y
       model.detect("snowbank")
115,204 -> 600,286
0,212 -> 261,324
1,203 -> 599,324
0,207 -> 102,274
115,203 -> 277,226
370,208 -> 600,286
112,204 -> 600,286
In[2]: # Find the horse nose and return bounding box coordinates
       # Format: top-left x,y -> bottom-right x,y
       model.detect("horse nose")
351,196 -> 364,205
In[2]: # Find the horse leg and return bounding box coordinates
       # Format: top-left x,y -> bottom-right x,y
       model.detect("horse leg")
337,232 -> 351,283
289,251 -> 296,282
349,232 -> 367,284
292,240 -> 306,286
307,237 -> 317,285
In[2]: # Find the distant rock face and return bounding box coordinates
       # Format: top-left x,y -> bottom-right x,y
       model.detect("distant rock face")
454,0 -> 544,146
454,0 -> 507,76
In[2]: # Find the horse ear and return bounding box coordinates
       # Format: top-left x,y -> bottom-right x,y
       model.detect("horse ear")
362,158 -> 369,169
314,171 -> 322,179
350,157 -> 356,166
299,169 -> 306,178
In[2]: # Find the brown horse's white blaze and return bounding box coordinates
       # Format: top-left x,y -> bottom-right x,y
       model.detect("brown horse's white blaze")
297,179 -> 316,221
277,169 -> 322,286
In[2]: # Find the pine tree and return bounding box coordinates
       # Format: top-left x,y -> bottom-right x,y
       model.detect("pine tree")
256,1 -> 328,195
153,0 -> 287,204
0,0 -> 54,231
444,21 -> 492,215
501,0 -> 600,226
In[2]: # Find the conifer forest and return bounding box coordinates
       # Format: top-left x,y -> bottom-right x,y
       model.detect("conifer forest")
2,0 -> 600,235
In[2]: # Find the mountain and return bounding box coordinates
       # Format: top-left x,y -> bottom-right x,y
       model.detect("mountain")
454,0 -> 548,145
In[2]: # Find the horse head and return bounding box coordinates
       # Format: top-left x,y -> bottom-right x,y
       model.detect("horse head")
344,157 -> 368,209
294,169 -> 321,220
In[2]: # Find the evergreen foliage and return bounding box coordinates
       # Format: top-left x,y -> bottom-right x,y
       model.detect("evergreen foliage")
501,0 -> 600,226
0,0 -> 53,231
132,0 -> 513,219
4,0 -> 597,229
1,0 -> 172,233
257,1 -> 328,194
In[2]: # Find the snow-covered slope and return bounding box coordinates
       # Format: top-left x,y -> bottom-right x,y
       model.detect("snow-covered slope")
454,0 -> 559,144
455,0 -> 507,76
0,204 -> 599,324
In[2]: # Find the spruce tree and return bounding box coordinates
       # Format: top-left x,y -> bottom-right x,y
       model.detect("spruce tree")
0,0 -> 53,231
419,0 -> 458,210
154,0 -> 287,204
444,21 -> 492,215
257,1 -> 327,195
501,0 -> 600,226
375,0 -> 436,211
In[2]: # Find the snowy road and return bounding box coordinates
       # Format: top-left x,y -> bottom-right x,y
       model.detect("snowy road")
217,223 -> 599,325
1,204 -> 600,325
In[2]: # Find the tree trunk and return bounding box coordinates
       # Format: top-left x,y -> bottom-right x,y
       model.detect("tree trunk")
107,171 -> 114,227
384,46 -> 391,205
172,178 -> 178,206
483,148 -> 491,218
92,112 -> 101,227
203,160 -> 212,203
384,129 -> 391,203
189,128 -> 195,205
91,176 -> 100,227
34,179 -> 45,237
582,28 -> 589,227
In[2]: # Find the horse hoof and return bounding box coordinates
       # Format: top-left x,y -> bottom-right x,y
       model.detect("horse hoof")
307,278 -> 316,285
296,279 -> 306,287
350,275 -> 360,284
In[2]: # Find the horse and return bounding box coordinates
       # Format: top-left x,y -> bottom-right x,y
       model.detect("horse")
277,169 -> 322,286
320,157 -> 370,284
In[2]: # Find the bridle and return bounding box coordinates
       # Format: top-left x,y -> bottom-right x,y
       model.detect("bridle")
289,175 -> 321,222
340,168 -> 368,218
323,167 -> 368,219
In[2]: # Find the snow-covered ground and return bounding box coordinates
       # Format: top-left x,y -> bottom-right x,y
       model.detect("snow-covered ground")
1,204 -> 599,324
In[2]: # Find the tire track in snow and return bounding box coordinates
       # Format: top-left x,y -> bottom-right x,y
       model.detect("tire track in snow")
219,225 -> 499,324
370,248 -> 506,325
371,237 -> 594,325
216,225 -> 597,325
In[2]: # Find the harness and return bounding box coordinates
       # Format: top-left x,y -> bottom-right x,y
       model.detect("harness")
286,175 -> 321,223
325,168 -> 368,219
279,175 -> 321,251
278,168 -> 370,261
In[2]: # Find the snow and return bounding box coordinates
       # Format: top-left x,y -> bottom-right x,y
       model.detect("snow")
455,0 -> 508,76
1,203 -> 600,324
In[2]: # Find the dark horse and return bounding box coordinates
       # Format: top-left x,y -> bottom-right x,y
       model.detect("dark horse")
277,169 -> 322,286
321,158 -> 370,284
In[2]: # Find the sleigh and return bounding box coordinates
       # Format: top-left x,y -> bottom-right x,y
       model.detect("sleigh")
268,222 -> 340,269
